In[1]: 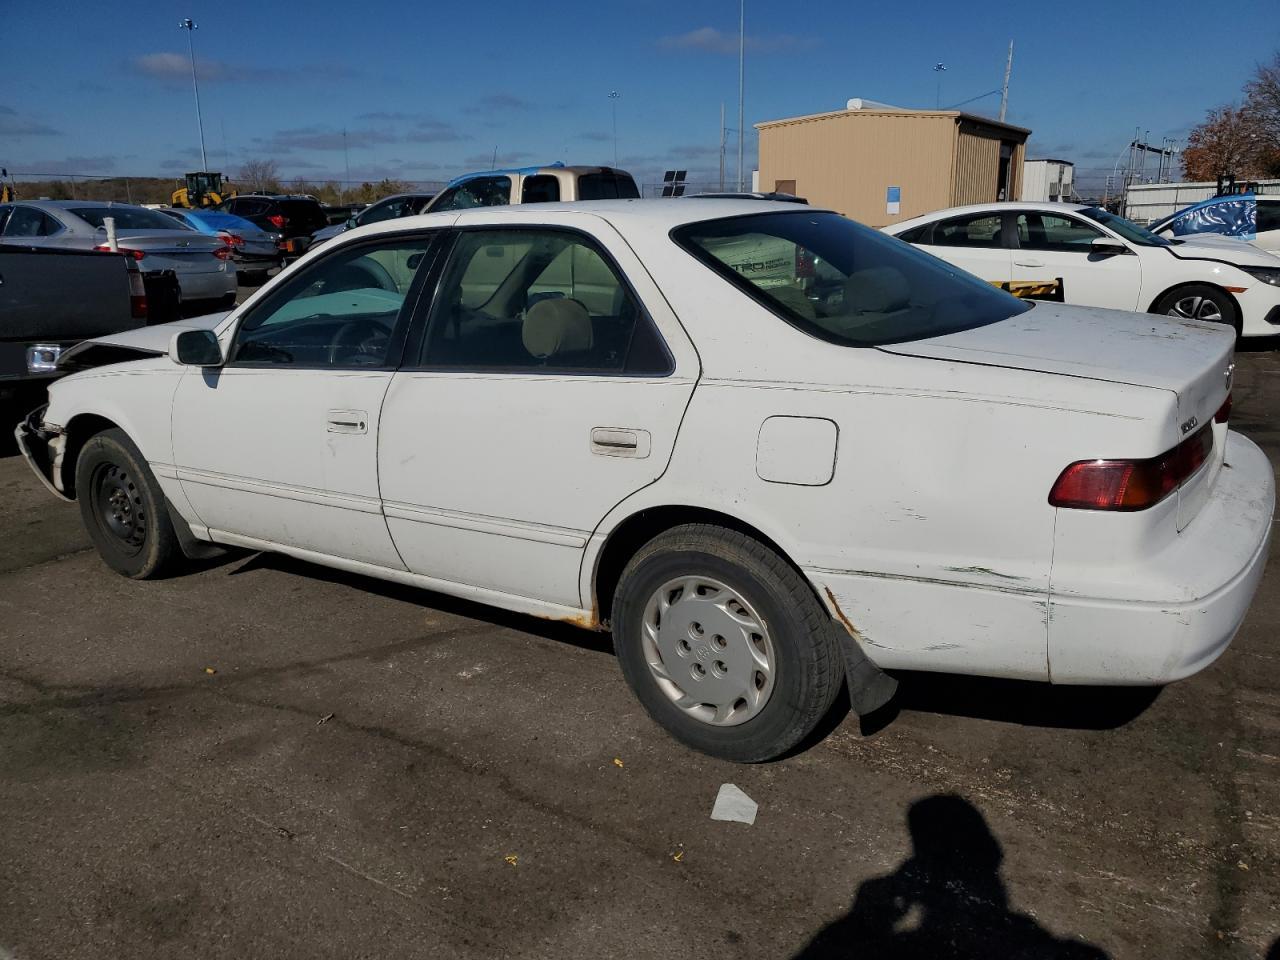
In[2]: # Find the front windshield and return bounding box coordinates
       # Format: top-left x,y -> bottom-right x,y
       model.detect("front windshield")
1081,207 -> 1171,246
673,211 -> 1031,347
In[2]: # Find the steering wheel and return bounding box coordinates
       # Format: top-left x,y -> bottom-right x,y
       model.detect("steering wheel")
328,316 -> 393,364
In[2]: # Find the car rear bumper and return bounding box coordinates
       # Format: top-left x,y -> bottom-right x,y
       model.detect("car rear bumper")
176,266 -> 237,300
1047,430 -> 1274,684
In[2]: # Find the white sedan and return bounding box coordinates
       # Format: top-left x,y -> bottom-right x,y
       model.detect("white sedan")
884,201 -> 1280,338
15,199 -> 1274,762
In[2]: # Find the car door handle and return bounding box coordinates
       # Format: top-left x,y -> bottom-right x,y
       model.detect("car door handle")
591,427 -> 651,459
326,409 -> 368,434
1014,258 -> 1045,268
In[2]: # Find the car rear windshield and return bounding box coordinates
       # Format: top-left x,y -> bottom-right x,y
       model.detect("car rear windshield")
279,199 -> 327,226
674,211 -> 1031,347
577,173 -> 640,200
70,207 -> 192,231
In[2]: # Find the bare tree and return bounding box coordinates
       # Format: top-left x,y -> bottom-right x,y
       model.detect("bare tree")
238,158 -> 282,193
1244,53 -> 1280,175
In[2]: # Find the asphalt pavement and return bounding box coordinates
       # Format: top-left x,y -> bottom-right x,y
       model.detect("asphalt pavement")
0,345 -> 1278,959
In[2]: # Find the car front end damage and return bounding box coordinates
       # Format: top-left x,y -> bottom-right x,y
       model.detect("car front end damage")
14,405 -> 70,501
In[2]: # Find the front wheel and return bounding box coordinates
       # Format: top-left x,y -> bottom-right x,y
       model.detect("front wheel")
1152,284 -> 1240,333
75,428 -> 184,580
612,524 -> 844,762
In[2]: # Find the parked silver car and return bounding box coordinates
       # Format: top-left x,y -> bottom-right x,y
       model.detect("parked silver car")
0,200 -> 237,306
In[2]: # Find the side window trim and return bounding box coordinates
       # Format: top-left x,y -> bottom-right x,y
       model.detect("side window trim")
226,229 -> 445,371
402,223 -> 674,377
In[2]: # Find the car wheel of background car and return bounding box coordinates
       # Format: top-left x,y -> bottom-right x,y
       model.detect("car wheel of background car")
217,292 -> 238,309
75,428 -> 184,580
612,524 -> 844,762
1153,284 -> 1240,333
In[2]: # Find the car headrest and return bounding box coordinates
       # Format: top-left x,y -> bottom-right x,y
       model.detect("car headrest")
522,298 -> 593,359
844,266 -> 910,313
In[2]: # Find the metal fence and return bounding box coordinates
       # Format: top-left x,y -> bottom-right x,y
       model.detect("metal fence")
1124,179 -> 1280,224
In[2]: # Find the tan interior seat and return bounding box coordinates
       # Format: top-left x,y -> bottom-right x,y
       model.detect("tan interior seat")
522,298 -> 593,360
843,266 -> 910,314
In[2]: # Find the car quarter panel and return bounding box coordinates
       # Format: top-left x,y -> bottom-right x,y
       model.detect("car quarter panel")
576,226 -> 1177,677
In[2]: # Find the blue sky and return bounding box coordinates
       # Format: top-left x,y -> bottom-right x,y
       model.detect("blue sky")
2,0 -> 1276,193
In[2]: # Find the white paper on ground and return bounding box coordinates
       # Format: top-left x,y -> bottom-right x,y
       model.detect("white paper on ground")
710,783 -> 758,825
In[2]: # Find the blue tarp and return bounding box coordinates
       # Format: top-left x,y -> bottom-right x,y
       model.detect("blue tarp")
1162,194 -> 1257,240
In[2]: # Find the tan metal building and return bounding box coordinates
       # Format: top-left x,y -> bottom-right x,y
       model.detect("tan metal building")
756,105 -> 1031,228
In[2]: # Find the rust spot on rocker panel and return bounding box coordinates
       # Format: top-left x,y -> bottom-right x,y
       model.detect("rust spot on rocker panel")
823,586 -> 877,648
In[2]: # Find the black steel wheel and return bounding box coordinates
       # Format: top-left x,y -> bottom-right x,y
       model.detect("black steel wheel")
75,428 -> 184,579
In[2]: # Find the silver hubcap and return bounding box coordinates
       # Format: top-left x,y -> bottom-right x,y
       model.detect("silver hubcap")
640,576 -> 776,726
1168,295 -> 1223,323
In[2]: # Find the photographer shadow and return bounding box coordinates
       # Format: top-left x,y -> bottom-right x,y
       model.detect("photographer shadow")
792,794 -> 1110,959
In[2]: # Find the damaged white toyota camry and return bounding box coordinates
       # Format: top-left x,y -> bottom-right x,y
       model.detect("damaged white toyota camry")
16,200 -> 1274,762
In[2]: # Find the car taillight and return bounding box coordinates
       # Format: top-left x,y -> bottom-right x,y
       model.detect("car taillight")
219,231 -> 245,247
212,246 -> 234,260
128,268 -> 147,320
795,246 -> 815,279
94,244 -> 145,261
268,214 -> 286,229
1215,392 -> 1232,423
1048,425 -> 1213,511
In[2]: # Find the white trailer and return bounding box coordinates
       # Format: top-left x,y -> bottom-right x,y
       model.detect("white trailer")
1125,179 -> 1280,224
1021,159 -> 1074,202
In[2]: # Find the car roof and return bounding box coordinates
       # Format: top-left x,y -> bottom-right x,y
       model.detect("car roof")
360,197 -> 831,238
887,200 -> 1093,232
24,199 -> 158,210
444,164 -> 630,188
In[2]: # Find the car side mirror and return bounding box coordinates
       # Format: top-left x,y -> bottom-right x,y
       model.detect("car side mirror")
170,329 -> 223,366
1091,236 -> 1128,256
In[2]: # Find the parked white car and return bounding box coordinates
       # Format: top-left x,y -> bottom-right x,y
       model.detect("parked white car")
1150,195 -> 1280,256
885,202 -> 1280,338
16,200 -> 1274,761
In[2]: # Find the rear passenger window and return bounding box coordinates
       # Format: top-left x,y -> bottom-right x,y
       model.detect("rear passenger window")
421,229 -> 669,374
577,173 -> 641,200
1257,201 -> 1280,233
928,214 -> 1003,248
521,176 -> 560,204
3,207 -> 58,237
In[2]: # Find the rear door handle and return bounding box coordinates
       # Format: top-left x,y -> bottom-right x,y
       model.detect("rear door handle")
327,409 -> 368,434
1014,258 -> 1045,268
591,427 -> 651,459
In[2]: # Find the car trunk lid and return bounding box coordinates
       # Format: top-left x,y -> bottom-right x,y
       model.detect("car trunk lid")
880,302 -> 1236,530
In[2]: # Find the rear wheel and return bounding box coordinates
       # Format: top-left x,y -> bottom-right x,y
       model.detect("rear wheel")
1153,284 -> 1240,333
612,524 -> 844,762
75,428 -> 184,580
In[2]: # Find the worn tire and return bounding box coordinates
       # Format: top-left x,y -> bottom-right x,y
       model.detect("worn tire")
75,428 -> 184,580
1152,284 -> 1240,334
612,524 -> 844,762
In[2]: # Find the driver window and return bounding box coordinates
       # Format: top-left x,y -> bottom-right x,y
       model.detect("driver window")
230,236 -> 433,367
1016,213 -> 1103,251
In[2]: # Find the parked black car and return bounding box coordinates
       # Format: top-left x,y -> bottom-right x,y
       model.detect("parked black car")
214,195 -> 328,258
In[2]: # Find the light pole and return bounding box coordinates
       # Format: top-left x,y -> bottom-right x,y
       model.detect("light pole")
933,62 -> 947,109
608,91 -> 620,168
737,0 -> 745,191
179,18 -> 208,171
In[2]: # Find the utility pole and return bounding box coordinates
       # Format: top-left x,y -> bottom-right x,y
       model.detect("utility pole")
342,128 -> 351,204
609,91 -> 620,168
737,0 -> 745,191
178,19 -> 208,171
999,41 -> 1014,123
719,102 -> 726,191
